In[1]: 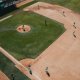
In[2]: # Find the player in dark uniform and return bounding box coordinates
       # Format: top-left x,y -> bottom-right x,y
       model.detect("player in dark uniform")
45,67 -> 50,77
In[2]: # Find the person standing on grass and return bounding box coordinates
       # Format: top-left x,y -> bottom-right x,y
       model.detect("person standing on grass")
38,5 -> 40,10
45,19 -> 47,26
11,73 -> 15,80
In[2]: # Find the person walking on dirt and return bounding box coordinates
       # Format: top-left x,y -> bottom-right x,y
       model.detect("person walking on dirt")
73,31 -> 76,38
45,67 -> 50,77
23,25 -> 25,31
62,11 -> 65,17
73,22 -> 76,29
27,66 -> 32,75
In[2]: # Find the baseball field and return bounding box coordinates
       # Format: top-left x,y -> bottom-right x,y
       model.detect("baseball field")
0,7 -> 65,80
0,11 -> 65,60
0,0 -> 80,80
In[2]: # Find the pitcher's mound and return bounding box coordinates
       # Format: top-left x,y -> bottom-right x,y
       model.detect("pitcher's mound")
17,25 -> 31,33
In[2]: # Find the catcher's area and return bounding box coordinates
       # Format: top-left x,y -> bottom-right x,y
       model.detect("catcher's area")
1,1 -> 80,80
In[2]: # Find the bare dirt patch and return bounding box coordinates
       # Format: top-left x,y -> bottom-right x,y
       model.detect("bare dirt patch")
0,71 -> 9,80
16,0 -> 33,8
20,58 -> 34,67
17,25 -> 31,33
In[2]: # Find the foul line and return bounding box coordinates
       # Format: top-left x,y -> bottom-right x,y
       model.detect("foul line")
0,15 -> 12,22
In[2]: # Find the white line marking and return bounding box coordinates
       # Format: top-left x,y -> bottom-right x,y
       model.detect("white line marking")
0,15 -> 12,22
33,72 -> 42,80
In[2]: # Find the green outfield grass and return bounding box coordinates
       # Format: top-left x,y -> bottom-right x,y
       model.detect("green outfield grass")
0,11 -> 65,60
39,0 -> 80,13
0,53 -> 30,80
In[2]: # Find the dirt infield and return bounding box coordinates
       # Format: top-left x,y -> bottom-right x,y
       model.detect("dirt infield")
16,0 -> 33,7
20,59 -> 34,66
0,71 -> 9,80
23,2 -> 80,80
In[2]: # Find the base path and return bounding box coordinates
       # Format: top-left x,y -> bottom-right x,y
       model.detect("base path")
24,2 -> 80,80
16,0 -> 33,7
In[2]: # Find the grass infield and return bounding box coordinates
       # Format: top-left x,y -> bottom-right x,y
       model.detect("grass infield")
0,7 -> 65,80
0,11 -> 65,60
